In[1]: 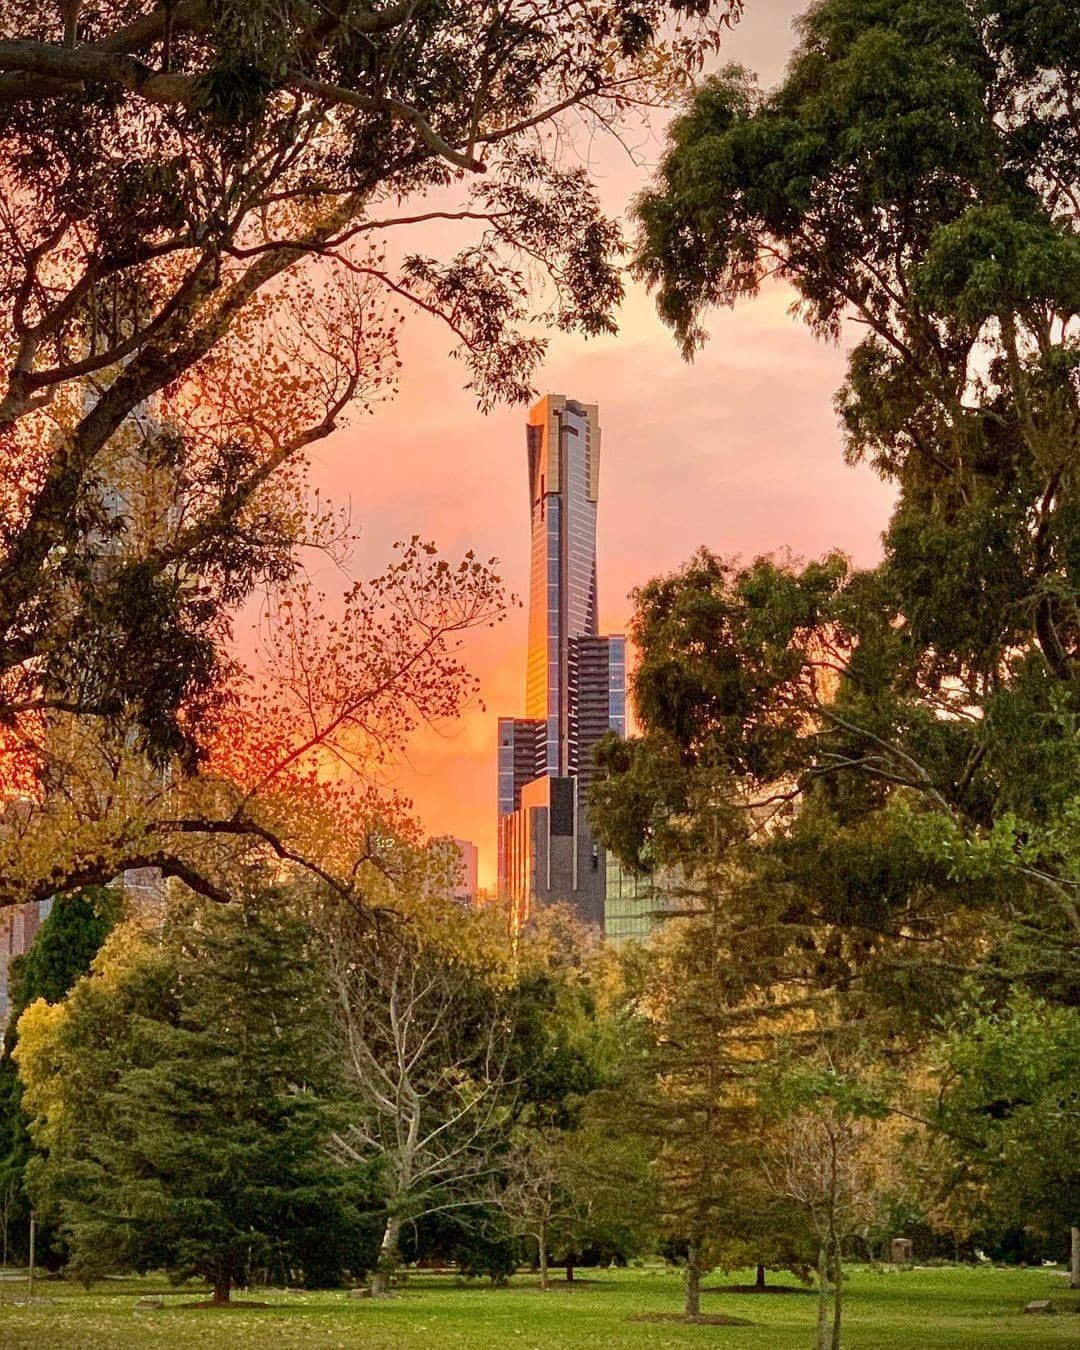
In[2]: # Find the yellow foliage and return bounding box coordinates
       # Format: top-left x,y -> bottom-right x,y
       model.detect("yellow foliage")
12,997 -> 69,1151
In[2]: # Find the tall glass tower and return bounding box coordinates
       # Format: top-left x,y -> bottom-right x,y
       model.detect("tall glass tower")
525,395 -> 600,770
497,396 -> 626,932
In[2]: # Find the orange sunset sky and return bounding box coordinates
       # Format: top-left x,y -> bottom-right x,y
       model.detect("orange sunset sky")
297,2 -> 896,891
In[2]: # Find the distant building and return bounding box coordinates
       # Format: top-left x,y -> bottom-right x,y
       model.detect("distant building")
450,837 -> 479,905
604,856 -> 681,944
496,396 -> 627,933
0,898 -> 51,1030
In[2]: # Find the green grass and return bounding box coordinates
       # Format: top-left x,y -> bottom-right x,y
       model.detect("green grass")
0,1264 -> 1076,1348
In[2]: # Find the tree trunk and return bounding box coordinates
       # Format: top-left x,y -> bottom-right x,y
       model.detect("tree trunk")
212,1277 -> 231,1306
371,1215 -> 401,1297
830,1245 -> 843,1350
565,1252 -> 575,1282
816,1245 -> 829,1350
538,1225 -> 549,1291
1070,1226 -> 1080,1290
755,1263 -> 766,1290
685,1240 -> 701,1319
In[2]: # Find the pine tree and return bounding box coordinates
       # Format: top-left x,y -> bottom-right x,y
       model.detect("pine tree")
21,891 -> 346,1301
606,861 -> 817,1320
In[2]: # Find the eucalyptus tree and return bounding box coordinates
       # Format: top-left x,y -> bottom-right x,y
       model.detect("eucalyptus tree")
592,0 -> 1079,1282
0,0 -> 744,907
600,0 -> 1080,1011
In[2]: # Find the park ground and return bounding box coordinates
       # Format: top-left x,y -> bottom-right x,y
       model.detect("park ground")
0,1264 -> 1077,1349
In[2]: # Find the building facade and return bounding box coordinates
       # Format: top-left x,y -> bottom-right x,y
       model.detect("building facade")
450,837 -> 479,905
497,396 -> 626,933
0,898 -> 51,1030
603,856 -> 685,943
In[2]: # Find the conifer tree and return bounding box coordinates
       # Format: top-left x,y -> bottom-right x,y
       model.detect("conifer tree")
19,890 -> 348,1301
600,855 -> 814,1319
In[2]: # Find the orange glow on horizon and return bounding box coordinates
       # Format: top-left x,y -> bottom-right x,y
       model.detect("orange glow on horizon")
288,4 -> 896,893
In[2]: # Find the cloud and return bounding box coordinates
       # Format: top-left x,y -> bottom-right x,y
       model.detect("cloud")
267,3 -> 894,890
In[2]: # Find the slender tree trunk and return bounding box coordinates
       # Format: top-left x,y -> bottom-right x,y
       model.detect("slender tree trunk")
212,1277 -> 231,1306
538,1225 -> 549,1291
755,1263 -> 766,1290
565,1252 -> 575,1283
371,1215 -> 402,1297
830,1244 -> 843,1350
1070,1226 -> 1079,1290
816,1245 -> 829,1350
685,1239 -> 702,1319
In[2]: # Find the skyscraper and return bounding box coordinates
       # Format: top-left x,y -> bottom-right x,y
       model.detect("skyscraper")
496,396 -> 626,932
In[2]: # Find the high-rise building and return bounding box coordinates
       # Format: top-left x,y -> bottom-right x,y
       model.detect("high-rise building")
496,396 -> 626,932
450,837 -> 479,905
0,897 -> 51,1030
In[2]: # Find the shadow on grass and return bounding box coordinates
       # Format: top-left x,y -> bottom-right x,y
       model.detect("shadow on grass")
177,1300 -> 272,1309
631,1312 -> 754,1327
702,1284 -> 815,1295
509,1278 -> 617,1293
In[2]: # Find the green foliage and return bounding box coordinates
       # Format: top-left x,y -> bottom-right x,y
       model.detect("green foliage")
0,888 -> 118,1265
19,892 -> 354,1297
607,0 -> 1080,999
400,1206 -> 520,1284
509,912 -> 618,1129
603,0 -> 1080,1268
931,992 -> 1080,1245
4,889 -> 118,1056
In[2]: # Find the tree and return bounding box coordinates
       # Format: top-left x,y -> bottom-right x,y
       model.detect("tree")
490,1126 -> 584,1291
929,992 -> 1080,1286
0,0 -> 743,909
588,38 -> 1080,1290
589,550 -> 1012,1030
398,1203 -> 520,1285
0,537 -> 506,912
627,0 -> 1080,989
479,905 -> 652,1286
320,898 -> 513,1295
5,889 -> 118,1019
617,884 -> 819,1319
507,906 -> 615,1132
766,1100 -> 879,1350
486,1102 -> 657,1289
17,889 -> 348,1303
0,886 -> 117,1266
595,0 -> 1080,1278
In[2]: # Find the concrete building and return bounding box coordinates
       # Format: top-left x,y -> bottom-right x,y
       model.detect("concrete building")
496,396 -> 627,933
450,837 -> 479,905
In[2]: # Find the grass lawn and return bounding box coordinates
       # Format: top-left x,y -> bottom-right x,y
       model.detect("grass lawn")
0,1264 -> 1076,1348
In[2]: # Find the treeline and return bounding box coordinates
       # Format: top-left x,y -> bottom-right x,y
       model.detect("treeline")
0,883 -> 646,1302
0,850 -> 1074,1332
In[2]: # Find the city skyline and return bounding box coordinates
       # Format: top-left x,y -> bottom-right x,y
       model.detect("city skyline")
293,2 -> 895,887
497,396 -> 626,930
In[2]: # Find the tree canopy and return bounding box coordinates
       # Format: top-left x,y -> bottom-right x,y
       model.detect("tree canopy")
17,890 -> 352,1300
610,0 -> 1080,1003
0,0 -> 743,910
590,0 -> 1079,1282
